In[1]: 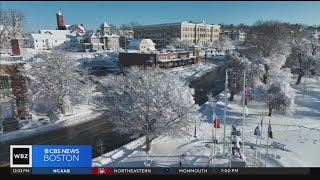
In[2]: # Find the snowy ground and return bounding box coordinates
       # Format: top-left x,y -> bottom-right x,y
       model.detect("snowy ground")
0,105 -> 101,143
93,76 -> 320,167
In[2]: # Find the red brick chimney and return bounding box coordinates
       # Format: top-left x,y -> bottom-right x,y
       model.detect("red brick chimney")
56,11 -> 66,30
11,39 -> 20,55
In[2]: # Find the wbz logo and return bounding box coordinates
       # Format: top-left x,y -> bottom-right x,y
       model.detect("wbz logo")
10,145 -> 32,167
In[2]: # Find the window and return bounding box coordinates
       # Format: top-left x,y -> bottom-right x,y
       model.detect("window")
43,45 -> 45,47
0,76 -> 10,89
0,100 -> 15,119
55,40 -> 57,43
43,40 -> 44,42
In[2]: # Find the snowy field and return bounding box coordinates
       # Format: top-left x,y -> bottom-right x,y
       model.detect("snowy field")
93,76 -> 320,167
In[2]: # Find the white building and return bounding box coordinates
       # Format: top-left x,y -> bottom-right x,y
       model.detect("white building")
127,39 -> 156,52
29,30 -> 72,50
229,30 -> 245,41
99,22 -> 120,50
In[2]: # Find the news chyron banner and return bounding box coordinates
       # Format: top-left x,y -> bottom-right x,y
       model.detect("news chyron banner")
10,145 -> 92,175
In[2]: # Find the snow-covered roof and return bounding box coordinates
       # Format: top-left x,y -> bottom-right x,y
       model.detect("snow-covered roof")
65,24 -> 85,33
102,33 -> 120,38
128,39 -> 156,47
57,11 -> 63,15
39,30 -> 71,36
30,33 -> 68,40
0,25 -> 13,31
101,21 -> 110,28
134,21 -> 221,28
91,42 -> 105,46
89,33 -> 98,38
128,39 -> 142,47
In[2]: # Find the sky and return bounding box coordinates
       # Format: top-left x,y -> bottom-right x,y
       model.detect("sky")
1,1 -> 320,32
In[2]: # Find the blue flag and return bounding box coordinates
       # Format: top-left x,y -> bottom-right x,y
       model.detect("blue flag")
254,125 -> 261,136
268,120 -> 273,138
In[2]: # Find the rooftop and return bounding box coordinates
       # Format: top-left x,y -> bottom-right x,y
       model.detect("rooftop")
101,21 -> 110,28
133,21 -> 221,28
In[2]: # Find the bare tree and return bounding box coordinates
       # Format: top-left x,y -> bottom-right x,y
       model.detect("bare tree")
0,9 -> 10,39
130,21 -> 140,28
27,50 -> 90,113
92,66 -> 202,151
8,8 -> 25,38
109,23 -> 118,34
0,9 -> 11,49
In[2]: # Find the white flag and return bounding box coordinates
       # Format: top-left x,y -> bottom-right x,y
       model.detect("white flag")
245,105 -> 249,116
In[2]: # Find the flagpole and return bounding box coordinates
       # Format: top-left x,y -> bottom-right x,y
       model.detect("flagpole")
241,70 -> 246,153
265,118 -> 271,167
223,70 -> 228,156
229,141 -> 232,167
254,126 -> 259,166
214,118 -> 217,167
210,105 -> 214,166
258,116 -> 264,160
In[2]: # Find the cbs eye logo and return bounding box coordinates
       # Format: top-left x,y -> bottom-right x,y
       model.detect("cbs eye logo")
10,145 -> 32,167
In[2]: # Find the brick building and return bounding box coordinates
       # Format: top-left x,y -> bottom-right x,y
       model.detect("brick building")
133,21 -> 220,48
119,49 -> 200,68
0,61 -> 30,132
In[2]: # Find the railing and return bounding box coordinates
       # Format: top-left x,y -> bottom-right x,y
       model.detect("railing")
0,56 -> 23,62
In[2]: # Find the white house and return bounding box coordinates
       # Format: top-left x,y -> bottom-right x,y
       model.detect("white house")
230,30 -> 245,41
30,30 -> 72,50
127,39 -> 156,52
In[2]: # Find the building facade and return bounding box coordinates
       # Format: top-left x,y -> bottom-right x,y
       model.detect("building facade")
119,49 -> 200,68
133,21 -> 220,48
99,22 -> 120,50
0,61 -> 30,132
220,30 -> 246,41
119,30 -> 134,49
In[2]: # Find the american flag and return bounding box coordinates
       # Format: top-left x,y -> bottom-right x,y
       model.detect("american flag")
244,78 -> 248,97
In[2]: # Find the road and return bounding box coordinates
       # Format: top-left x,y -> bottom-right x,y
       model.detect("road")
0,60 -> 225,167
0,115 -> 134,166
189,60 -> 225,105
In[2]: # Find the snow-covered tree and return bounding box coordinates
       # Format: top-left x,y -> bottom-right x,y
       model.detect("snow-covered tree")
254,82 -> 295,117
167,37 -> 181,48
8,8 -> 25,39
289,28 -> 320,84
27,50 -> 90,114
92,66 -> 202,151
166,44 -> 176,51
219,52 -> 252,101
210,35 -> 234,52
243,21 -> 292,84
0,8 -> 25,50
181,40 -> 194,49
